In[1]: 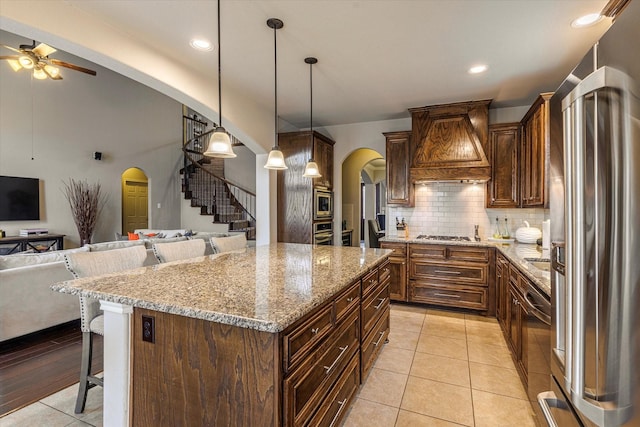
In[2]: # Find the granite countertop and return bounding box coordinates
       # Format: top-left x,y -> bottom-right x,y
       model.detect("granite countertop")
380,234 -> 551,296
51,243 -> 392,333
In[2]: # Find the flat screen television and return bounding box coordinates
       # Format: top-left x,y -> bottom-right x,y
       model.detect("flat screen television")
0,176 -> 41,221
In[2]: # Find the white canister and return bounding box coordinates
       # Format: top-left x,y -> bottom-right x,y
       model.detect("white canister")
515,221 -> 542,244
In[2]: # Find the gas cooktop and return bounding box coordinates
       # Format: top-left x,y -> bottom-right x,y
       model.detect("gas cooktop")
415,235 -> 472,242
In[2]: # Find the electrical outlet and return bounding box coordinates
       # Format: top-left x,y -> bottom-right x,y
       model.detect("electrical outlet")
142,315 -> 155,343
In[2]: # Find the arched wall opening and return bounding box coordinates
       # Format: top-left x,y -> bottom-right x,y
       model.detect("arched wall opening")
121,167 -> 149,235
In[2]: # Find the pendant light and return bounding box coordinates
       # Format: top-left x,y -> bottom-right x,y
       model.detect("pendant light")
302,57 -> 321,178
264,18 -> 288,170
204,0 -> 236,158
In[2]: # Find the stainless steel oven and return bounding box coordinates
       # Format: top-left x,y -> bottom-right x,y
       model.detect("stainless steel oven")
314,188 -> 333,221
313,221 -> 333,245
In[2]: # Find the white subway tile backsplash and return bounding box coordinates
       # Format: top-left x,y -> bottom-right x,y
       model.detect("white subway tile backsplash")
386,182 -> 546,239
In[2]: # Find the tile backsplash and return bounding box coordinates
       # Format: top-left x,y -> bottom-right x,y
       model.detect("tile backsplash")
386,182 -> 547,239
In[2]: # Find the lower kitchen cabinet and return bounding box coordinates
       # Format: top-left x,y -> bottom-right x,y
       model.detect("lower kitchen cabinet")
380,242 -> 407,302
502,262 -> 529,385
495,253 -> 509,329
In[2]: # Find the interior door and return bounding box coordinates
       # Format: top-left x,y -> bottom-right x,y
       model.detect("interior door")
123,180 -> 148,233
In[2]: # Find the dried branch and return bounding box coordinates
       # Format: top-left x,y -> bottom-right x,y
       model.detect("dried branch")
62,178 -> 107,245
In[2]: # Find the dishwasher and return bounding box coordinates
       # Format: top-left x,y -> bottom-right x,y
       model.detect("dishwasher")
524,280 -> 551,427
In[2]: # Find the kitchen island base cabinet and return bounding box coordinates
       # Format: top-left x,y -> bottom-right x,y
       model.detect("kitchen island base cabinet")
379,242 -> 407,302
131,308 -> 280,427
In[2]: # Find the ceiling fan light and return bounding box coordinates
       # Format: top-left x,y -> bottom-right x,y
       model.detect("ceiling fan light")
303,159 -> 321,178
18,55 -> 34,69
44,64 -> 60,78
7,59 -> 22,72
204,126 -> 237,158
33,67 -> 47,80
264,147 -> 287,169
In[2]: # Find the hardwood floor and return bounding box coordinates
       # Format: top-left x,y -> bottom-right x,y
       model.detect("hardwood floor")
0,321 -> 103,416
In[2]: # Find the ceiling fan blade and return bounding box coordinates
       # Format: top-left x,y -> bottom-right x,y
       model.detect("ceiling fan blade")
0,44 -> 24,54
1,56 -> 23,71
33,43 -> 57,57
49,59 -> 97,76
0,55 -> 20,60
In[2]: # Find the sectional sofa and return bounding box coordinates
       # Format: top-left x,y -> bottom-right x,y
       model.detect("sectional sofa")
0,230 -> 228,343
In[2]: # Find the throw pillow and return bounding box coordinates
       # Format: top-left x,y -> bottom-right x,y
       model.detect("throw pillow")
128,232 -> 139,240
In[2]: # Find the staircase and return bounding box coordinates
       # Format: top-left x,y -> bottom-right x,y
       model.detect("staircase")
181,113 -> 256,240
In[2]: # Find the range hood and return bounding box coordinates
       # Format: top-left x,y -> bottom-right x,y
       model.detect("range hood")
409,99 -> 492,182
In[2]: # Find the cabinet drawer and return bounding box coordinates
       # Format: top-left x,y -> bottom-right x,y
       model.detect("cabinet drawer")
307,353 -> 360,427
361,268 -> 379,298
410,261 -> 488,285
409,244 -> 446,260
378,258 -> 391,284
509,264 -> 527,292
409,281 -> 488,311
334,280 -> 360,325
283,311 -> 359,427
361,282 -> 390,338
361,306 -> 390,380
380,242 -> 406,257
283,304 -> 334,373
447,246 -> 490,263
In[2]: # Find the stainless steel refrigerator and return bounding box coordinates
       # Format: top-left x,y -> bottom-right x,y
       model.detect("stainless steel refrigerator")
539,1 -> 640,426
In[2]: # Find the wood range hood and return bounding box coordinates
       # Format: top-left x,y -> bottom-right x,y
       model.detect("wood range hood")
409,99 -> 492,183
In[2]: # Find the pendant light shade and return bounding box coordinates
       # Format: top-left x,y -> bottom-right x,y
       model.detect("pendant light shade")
204,0 -> 236,158
302,57 -> 321,179
264,18 -> 288,170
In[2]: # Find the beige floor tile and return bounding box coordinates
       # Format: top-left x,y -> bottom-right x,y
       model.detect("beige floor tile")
395,410 -> 465,427
469,362 -> 527,399
467,341 -> 516,368
425,309 -> 466,325
0,402 -> 80,427
40,383 -> 103,427
390,314 -> 424,333
416,334 -> 468,360
410,352 -> 470,387
472,389 -> 536,427
386,328 -> 420,351
465,327 -> 508,348
422,319 -> 467,340
342,398 -> 398,427
390,303 -> 429,316
373,346 -> 415,375
465,313 -> 500,324
400,376 -> 473,426
357,368 -> 408,408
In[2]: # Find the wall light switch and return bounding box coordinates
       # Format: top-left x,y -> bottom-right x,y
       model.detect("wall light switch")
157,203 -> 161,209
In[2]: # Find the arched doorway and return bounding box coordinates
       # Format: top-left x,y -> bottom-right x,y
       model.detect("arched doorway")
341,149 -> 386,246
121,168 -> 149,234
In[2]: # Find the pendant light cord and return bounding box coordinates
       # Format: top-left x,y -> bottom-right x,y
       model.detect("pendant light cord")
273,25 -> 278,149
217,0 -> 222,128
309,62 -> 313,136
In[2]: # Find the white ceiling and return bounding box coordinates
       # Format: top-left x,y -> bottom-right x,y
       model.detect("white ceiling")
2,0 -> 613,129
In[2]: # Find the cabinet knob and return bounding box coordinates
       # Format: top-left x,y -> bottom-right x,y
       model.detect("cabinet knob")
492,198 -> 496,202
311,327 -> 319,335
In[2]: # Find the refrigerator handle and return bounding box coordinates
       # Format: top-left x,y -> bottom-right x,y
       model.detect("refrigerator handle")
537,392 -> 560,427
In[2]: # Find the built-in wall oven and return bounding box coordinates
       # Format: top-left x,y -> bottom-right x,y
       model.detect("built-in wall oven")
313,221 -> 333,245
314,188 -> 333,221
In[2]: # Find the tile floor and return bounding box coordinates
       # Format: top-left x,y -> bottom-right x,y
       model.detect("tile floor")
0,304 -> 537,427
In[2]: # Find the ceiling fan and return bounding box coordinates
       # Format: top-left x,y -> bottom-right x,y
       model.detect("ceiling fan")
0,40 -> 97,80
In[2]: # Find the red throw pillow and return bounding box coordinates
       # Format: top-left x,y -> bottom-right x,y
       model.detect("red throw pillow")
145,233 -> 157,237
127,232 -> 139,240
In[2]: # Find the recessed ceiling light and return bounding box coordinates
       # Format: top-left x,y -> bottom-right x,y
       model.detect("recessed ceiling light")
468,64 -> 488,74
571,13 -> 603,28
190,38 -> 213,51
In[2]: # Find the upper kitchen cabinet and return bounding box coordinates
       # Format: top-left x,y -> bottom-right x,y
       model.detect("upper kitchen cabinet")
486,123 -> 520,208
520,93 -> 552,208
408,100 -> 492,182
277,131 -> 335,244
384,131 -> 414,207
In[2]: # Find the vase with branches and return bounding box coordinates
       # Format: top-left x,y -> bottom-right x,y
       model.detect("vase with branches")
62,178 -> 107,246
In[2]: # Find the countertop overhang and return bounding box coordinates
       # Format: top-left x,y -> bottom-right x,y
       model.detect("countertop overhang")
51,243 -> 392,333
380,234 -> 550,296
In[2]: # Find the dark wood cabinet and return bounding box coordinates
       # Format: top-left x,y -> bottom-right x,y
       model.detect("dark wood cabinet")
408,244 -> 495,315
520,93 -> 552,208
495,253 -> 509,329
384,131 -> 414,206
486,123 -> 520,208
380,242 -> 407,302
277,131 -> 335,244
503,264 -> 529,385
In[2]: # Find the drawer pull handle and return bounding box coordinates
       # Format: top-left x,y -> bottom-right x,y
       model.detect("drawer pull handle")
311,327 -> 320,335
434,270 -> 461,275
433,292 -> 461,299
329,398 -> 348,427
374,297 -> 387,310
373,331 -> 386,347
323,345 -> 349,375
346,297 -> 354,303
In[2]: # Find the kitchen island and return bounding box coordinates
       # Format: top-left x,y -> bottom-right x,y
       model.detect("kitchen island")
52,243 -> 391,426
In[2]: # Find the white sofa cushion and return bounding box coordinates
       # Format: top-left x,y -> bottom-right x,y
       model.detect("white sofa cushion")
86,240 -> 145,252
0,246 -> 89,270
